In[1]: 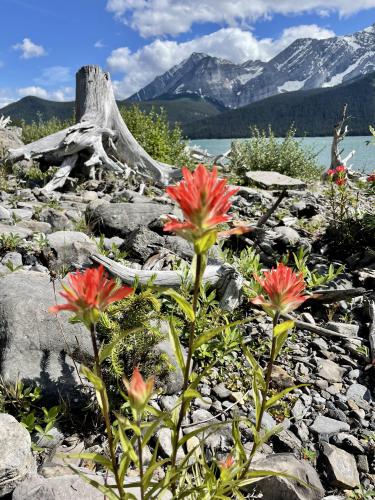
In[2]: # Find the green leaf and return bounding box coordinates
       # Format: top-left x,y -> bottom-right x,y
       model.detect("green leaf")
192,317 -> 252,351
163,289 -> 195,321
232,420 -> 247,461
194,231 -> 217,254
265,384 -> 307,410
168,319 -> 185,371
274,320 -> 294,337
67,466 -> 120,500
183,388 -> 201,401
80,365 -> 104,391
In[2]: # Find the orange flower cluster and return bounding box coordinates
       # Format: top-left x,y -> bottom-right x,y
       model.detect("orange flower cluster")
327,165 -> 347,186
164,164 -> 238,241
252,263 -> 308,315
123,367 -> 154,411
50,265 -> 133,326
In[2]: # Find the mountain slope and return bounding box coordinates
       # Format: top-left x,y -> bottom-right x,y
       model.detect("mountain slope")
0,94 -> 222,126
130,24 -> 375,109
183,71 -> 375,138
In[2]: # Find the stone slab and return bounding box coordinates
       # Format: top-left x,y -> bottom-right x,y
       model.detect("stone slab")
245,171 -> 306,190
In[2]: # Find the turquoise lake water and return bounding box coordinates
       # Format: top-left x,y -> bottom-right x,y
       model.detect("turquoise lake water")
190,136 -> 375,174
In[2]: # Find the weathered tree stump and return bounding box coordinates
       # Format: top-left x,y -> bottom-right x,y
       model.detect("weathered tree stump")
8,66 -> 179,192
330,104 -> 355,169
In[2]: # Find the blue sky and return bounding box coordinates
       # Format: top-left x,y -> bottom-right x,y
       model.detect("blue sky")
1,0 -> 375,107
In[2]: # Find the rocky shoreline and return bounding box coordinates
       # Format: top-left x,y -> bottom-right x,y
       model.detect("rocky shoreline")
0,127 -> 374,499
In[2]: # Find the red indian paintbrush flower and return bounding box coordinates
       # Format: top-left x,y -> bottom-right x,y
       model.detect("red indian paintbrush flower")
49,265 -> 133,326
164,164 -> 238,241
123,367 -> 154,411
252,263 -> 308,315
219,454 -> 235,470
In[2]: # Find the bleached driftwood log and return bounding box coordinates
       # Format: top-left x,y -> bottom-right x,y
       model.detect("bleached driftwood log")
91,254 -> 243,311
330,104 -> 355,169
0,115 -> 11,129
8,66 -> 179,192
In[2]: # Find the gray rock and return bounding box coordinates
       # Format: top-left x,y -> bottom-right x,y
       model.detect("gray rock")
251,453 -> 324,499
0,223 -> 32,239
346,383 -> 372,404
332,433 -> 365,454
11,208 -> 33,221
0,413 -> 37,497
212,382 -> 234,401
0,206 -> 10,220
292,399 -> 307,421
273,429 -> 302,453
159,395 -> 178,412
153,338 -> 186,395
326,322 -> 359,337
32,427 -> 64,450
156,427 -> 184,460
47,231 -> 97,268
357,454 -> 369,473
103,236 -> 124,250
87,201 -> 180,237
321,443 -> 360,489
274,226 -> 301,245
164,235 -> 194,260
12,472 -> 112,500
1,251 -> 23,268
0,271 -> 92,398
245,171 -> 306,190
189,409 -> 233,452
310,416 -> 350,438
123,226 -> 164,261
316,358 -> 346,383
19,220 -> 52,234
39,208 -> 74,232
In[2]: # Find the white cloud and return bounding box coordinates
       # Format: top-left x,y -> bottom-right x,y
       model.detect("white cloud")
0,90 -> 14,109
13,38 -> 46,59
107,24 -> 335,97
94,40 -> 106,48
17,85 -> 74,101
17,86 -> 49,99
35,66 -> 71,86
106,0 -> 375,37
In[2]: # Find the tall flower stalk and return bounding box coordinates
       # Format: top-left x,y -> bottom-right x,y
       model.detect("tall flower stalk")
164,164 -> 238,492
50,266 -> 133,497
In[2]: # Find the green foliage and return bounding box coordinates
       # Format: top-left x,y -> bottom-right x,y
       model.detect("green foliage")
21,115 -> 74,144
98,289 -> 166,379
95,234 -> 128,263
0,380 -> 61,446
120,105 -> 192,167
0,233 -> 22,252
230,126 -> 322,183
292,247 -> 344,288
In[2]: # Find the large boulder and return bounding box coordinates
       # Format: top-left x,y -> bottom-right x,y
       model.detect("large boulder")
0,413 -> 37,497
0,271 -> 92,398
47,231 -> 97,269
87,200 -> 180,237
252,453 -> 324,500
321,443 -> 360,489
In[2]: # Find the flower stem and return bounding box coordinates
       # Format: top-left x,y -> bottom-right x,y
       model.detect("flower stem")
240,311 -> 280,477
137,415 -> 145,500
90,323 -> 125,499
170,252 -> 203,493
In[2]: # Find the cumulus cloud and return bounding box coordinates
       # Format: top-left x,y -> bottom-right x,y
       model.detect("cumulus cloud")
35,66 -> 71,86
17,85 -> 74,101
0,90 -> 13,109
94,40 -> 106,48
107,24 -> 335,97
106,0 -> 374,37
13,38 -> 46,59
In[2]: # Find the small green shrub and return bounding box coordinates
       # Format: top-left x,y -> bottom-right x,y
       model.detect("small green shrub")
98,288 -> 167,379
230,125 -> 322,183
22,115 -> 74,144
120,105 -> 192,167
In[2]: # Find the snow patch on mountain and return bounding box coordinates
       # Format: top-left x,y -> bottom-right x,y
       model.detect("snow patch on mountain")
278,80 -> 306,92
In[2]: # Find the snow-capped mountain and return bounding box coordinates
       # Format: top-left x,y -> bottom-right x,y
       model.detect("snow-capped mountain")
129,23 -> 375,109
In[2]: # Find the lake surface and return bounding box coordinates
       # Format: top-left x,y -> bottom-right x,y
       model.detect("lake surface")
190,136 -> 375,174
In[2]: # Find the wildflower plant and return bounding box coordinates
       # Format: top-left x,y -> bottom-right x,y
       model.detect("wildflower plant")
51,165 -> 313,499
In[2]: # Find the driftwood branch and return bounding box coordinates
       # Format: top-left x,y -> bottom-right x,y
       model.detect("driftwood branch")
91,254 -> 243,311
282,314 -> 350,339
330,104 -> 354,169
257,188 -> 287,228
307,287 -> 367,304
